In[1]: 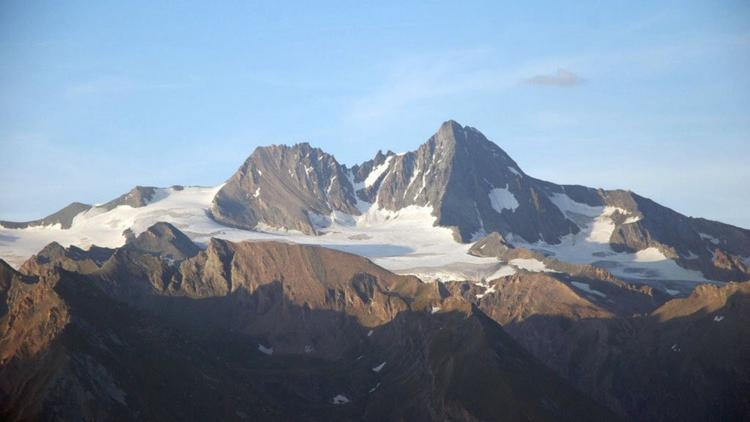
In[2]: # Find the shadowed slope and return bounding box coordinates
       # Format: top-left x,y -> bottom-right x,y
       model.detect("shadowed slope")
1,223 -> 616,421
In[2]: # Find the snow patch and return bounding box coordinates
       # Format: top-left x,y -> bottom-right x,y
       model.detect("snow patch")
510,193 -> 710,283
682,251 -> 699,260
372,362 -> 386,372
332,394 -> 350,404
699,232 -> 721,245
548,193 -> 602,218
431,306 -> 441,314
488,186 -> 519,213
0,185 -> 223,267
634,247 -> 668,263
622,215 -> 641,224
476,284 -> 496,299
258,344 -> 273,355
713,315 -> 724,322
571,281 -> 607,298
510,258 -> 551,272
485,265 -> 517,280
364,156 -> 393,188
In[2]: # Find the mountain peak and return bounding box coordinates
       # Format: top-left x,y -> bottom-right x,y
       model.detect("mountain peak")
126,222 -> 200,260
435,119 -> 467,144
213,140 -> 358,234
101,186 -> 158,211
432,120 -> 503,155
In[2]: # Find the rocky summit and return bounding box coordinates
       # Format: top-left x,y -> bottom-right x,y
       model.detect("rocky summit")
1,121 -> 749,421
5,121 -> 746,284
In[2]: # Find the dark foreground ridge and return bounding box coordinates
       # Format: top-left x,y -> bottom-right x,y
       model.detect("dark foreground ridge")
0,223 -> 616,421
2,222 -> 748,421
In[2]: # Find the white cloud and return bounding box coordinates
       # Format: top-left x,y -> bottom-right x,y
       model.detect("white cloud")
524,68 -> 582,87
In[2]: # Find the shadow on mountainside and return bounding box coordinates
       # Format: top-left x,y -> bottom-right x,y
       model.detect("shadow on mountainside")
501,288 -> 750,422
0,262 -> 618,422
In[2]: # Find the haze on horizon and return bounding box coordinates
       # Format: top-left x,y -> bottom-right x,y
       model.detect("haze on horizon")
1,1 -> 749,228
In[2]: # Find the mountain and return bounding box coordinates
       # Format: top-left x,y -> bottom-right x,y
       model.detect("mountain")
1,120 -> 749,285
448,271 -> 750,421
2,116 -> 749,421
211,143 -> 360,235
0,202 -> 92,230
206,120 -> 750,283
0,186 -> 162,231
4,222 -> 748,421
123,221 -> 201,261
0,223 -> 615,421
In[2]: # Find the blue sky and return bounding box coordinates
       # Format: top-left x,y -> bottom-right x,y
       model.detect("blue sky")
1,1 -> 749,227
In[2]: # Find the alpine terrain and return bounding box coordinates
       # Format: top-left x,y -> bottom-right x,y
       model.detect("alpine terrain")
1,121 -> 748,421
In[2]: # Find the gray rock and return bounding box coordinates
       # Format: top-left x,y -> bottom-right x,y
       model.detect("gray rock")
210,143 -> 359,234
468,232 -> 513,257
0,202 -> 91,229
125,221 -> 200,261
100,186 -> 158,210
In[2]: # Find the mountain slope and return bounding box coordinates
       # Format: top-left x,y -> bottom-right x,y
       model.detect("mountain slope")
364,120 -> 578,243
449,271 -> 750,421
211,143 -> 359,234
0,202 -> 92,230
1,224 -> 616,421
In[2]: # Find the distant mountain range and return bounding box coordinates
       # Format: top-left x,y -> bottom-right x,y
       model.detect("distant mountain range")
2,120 -> 749,284
1,121 -> 749,421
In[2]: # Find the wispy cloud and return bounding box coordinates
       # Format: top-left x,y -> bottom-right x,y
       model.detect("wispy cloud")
524,68 -> 582,87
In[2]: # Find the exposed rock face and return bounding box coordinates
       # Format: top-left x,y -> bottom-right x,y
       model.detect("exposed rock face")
211,143 -> 360,234
1,223 -> 614,421
468,232 -> 513,257
19,242 -> 115,275
208,121 -> 580,242
0,202 -> 91,229
124,221 -> 200,261
367,121 -> 578,242
100,186 -> 159,210
349,149 -> 395,203
450,271 -> 750,422
0,264 -> 70,418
